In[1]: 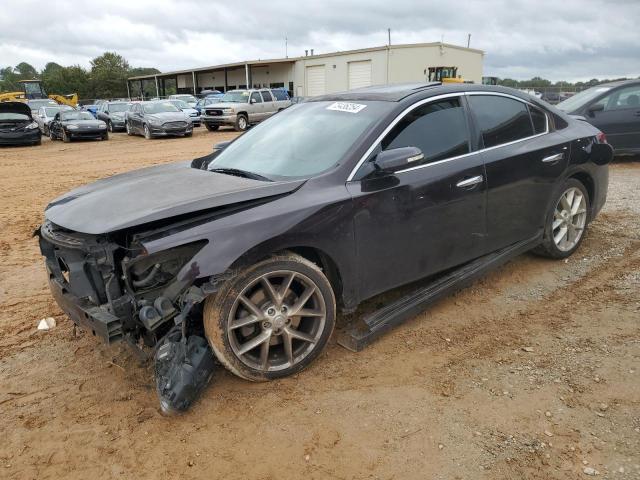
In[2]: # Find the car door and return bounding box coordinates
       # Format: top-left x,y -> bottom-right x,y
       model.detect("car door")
467,93 -> 570,249
260,90 -> 276,117
131,104 -> 143,132
582,84 -> 640,151
346,95 -> 488,300
249,92 -> 264,121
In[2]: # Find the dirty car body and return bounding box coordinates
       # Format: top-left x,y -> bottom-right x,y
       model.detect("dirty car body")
38,83 -> 611,410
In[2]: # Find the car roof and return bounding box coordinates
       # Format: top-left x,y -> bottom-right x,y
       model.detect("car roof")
311,82 -> 543,103
590,79 -> 640,88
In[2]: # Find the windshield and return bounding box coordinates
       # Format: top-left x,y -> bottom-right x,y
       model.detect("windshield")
28,100 -> 56,109
557,86 -> 612,112
45,107 -> 61,117
219,91 -> 250,103
209,101 -> 391,178
172,95 -> 196,103
108,103 -> 128,113
169,100 -> 189,109
61,111 -> 95,121
143,102 -> 180,114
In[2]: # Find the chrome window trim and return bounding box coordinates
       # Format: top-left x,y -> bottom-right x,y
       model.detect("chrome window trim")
347,91 -> 550,182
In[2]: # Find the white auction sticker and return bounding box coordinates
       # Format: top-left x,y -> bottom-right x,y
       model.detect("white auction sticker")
326,102 -> 367,113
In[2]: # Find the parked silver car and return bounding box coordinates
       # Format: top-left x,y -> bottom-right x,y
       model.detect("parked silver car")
124,101 -> 193,139
200,89 -> 292,131
34,105 -> 74,135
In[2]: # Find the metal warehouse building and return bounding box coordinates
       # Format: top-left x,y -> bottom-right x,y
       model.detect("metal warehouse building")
127,42 -> 484,98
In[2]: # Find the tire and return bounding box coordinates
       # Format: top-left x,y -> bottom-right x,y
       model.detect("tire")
234,114 -> 248,132
108,121 -> 114,133
43,125 -> 49,136
203,253 -> 336,381
184,131 -> 192,137
102,132 -> 109,141
205,123 -> 219,131
143,124 -> 152,140
125,121 -> 133,136
62,130 -> 70,143
534,179 -> 590,259
49,129 -> 56,141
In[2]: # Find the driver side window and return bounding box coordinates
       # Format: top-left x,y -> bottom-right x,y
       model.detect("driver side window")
381,97 -> 470,167
599,85 -> 640,111
250,92 -> 263,103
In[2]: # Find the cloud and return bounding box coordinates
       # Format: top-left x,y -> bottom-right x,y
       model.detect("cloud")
0,0 -> 638,81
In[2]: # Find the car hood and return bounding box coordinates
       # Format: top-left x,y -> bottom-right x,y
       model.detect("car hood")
62,119 -> 105,127
205,102 -> 246,109
0,102 -> 33,119
146,112 -> 188,122
181,108 -> 198,115
44,161 -> 305,234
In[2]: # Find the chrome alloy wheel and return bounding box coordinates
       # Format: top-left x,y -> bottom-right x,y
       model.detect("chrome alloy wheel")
552,187 -> 587,251
227,270 -> 327,372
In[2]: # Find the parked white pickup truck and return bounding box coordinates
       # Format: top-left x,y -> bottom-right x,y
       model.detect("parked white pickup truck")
200,89 -> 292,131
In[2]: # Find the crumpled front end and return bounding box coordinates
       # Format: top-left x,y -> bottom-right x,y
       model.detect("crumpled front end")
39,221 -> 133,343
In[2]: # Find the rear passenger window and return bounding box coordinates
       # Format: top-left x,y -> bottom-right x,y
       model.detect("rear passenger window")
528,105 -> 547,134
469,95 -> 534,148
381,97 -> 470,165
272,89 -> 289,101
261,91 -> 274,102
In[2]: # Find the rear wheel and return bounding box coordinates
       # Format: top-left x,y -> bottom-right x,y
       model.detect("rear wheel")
203,253 -> 336,381
234,114 -> 248,132
205,123 -> 219,131
143,124 -> 152,140
108,120 -> 114,133
534,179 -> 590,259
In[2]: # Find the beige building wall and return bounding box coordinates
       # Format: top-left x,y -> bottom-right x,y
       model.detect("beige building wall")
293,43 -> 484,96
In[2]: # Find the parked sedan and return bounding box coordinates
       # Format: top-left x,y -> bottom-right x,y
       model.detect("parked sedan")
557,79 -> 640,155
125,100 -> 193,139
34,105 -> 74,135
0,102 -> 41,146
168,94 -> 198,107
95,101 -> 130,132
49,110 -> 108,142
38,83 -> 612,412
167,99 -> 201,127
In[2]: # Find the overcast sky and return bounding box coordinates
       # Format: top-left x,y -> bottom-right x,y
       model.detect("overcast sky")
1,0 -> 638,81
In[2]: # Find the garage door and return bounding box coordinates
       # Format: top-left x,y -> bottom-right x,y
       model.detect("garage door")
348,60 -> 372,90
305,65 -> 326,97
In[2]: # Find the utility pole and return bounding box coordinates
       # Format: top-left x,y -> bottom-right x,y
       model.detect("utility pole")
388,28 -> 391,46
467,34 -> 471,48
285,36 -> 288,58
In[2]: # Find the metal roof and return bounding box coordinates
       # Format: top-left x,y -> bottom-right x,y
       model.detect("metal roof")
128,42 -> 485,81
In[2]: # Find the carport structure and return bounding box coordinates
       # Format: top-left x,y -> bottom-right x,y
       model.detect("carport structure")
127,58 -> 296,99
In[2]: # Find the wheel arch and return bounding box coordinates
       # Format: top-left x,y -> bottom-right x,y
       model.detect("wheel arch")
226,243 -> 345,309
567,170 -> 595,218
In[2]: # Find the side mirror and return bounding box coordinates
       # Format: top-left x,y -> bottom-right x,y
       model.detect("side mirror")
250,98 -> 257,104
587,103 -> 604,116
373,146 -> 425,173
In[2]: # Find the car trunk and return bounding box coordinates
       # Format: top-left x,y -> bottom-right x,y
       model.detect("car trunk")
0,102 -> 34,132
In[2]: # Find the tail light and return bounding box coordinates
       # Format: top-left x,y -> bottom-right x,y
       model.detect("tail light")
596,132 -> 607,144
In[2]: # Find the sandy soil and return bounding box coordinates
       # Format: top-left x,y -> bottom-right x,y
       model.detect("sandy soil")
0,128 -> 638,480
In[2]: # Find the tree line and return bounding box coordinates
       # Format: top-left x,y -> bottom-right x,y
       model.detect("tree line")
0,52 -> 159,100
496,76 -> 637,89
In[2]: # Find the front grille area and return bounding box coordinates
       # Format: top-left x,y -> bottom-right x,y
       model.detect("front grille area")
205,109 -> 223,116
162,121 -> 188,129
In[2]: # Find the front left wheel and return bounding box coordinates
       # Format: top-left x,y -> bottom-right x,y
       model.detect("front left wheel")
203,253 -> 336,381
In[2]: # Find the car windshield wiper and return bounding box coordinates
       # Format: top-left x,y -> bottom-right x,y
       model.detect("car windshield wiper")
209,167 -> 272,182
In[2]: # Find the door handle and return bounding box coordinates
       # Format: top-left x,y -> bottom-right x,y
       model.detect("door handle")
542,152 -> 564,163
456,175 -> 483,188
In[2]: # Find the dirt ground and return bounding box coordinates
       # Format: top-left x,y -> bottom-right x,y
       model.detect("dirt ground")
0,128 -> 638,480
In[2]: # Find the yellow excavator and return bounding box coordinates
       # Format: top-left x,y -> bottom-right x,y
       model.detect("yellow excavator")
427,66 -> 465,83
0,79 -> 78,107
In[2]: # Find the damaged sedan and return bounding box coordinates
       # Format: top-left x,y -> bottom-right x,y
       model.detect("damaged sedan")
38,83 -> 612,413
0,102 -> 42,146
